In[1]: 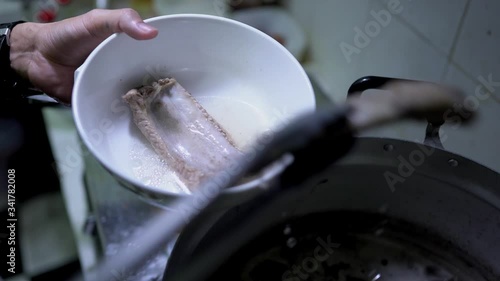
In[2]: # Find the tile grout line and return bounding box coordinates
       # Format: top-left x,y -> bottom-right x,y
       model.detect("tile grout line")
440,0 -> 471,81
388,1 -> 451,67
371,0 -> 450,82
387,0 -> 498,103
361,0 -> 444,72
356,0 -> 497,103
450,60 -> 500,103
443,1 -> 500,103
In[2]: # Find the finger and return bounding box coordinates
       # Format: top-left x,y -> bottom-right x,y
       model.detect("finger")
82,8 -> 158,40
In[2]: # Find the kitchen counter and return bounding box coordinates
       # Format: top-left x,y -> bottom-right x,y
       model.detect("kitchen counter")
43,107 -> 170,280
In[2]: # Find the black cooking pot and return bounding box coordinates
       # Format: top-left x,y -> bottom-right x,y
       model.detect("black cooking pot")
162,77 -> 500,281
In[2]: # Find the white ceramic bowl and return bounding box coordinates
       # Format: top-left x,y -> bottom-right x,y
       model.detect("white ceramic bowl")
72,14 -> 315,208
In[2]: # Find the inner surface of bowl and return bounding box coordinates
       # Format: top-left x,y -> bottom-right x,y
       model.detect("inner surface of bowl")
73,14 -> 315,196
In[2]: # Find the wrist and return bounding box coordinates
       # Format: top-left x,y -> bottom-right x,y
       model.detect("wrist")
9,22 -> 40,83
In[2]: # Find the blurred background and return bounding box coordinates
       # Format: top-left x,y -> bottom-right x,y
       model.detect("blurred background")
1,0 -> 498,171
0,0 -> 498,280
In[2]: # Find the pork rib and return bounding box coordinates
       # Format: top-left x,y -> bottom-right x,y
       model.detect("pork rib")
123,78 -> 242,190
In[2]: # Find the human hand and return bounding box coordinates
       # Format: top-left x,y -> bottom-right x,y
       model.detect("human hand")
9,9 -> 158,104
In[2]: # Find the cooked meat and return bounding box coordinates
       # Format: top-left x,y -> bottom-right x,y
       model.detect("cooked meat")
123,78 -> 242,190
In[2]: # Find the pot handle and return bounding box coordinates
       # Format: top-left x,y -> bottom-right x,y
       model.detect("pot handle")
347,76 -> 446,149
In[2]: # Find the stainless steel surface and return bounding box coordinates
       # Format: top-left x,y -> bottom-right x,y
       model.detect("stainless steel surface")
165,137 -> 500,280
83,147 -> 171,281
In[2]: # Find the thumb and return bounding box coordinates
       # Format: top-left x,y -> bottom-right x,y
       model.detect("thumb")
80,8 -> 158,40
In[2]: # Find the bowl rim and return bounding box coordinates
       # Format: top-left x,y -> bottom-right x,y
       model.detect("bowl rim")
72,13 -> 315,199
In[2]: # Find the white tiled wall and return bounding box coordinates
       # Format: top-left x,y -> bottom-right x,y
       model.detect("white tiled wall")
287,0 -> 500,173
1,0 -> 498,173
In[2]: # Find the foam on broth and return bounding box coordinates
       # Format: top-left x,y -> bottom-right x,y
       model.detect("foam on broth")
111,79 -> 291,194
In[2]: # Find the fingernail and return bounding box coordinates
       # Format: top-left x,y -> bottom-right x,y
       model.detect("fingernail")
136,22 -> 155,33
